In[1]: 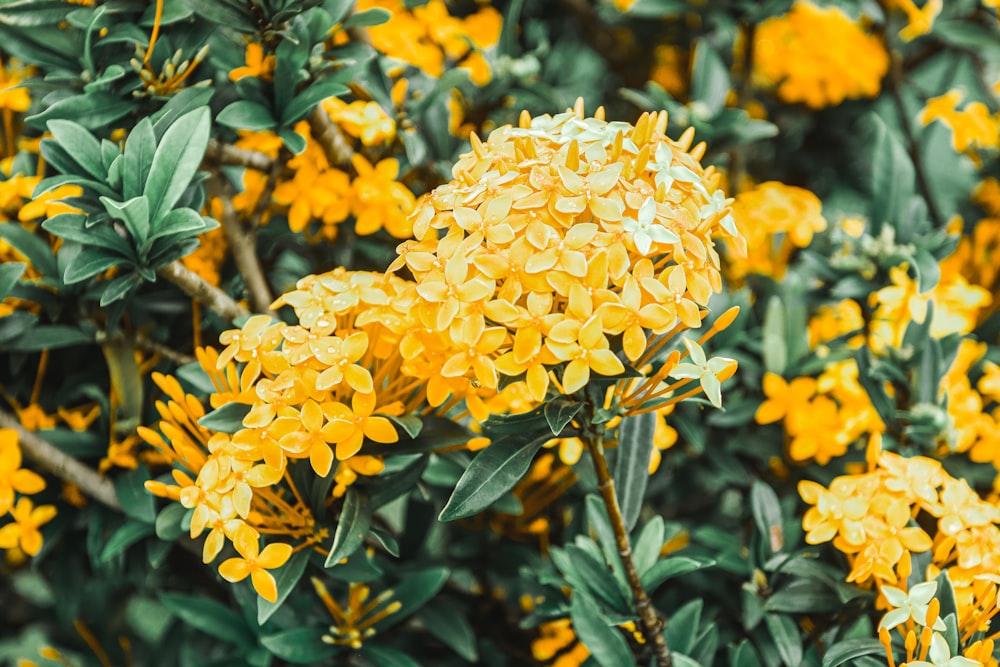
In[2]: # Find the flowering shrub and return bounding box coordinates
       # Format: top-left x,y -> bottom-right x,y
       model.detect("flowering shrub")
1,1 -> 1000,667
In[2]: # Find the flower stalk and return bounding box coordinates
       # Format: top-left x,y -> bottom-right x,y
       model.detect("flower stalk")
585,426 -> 672,667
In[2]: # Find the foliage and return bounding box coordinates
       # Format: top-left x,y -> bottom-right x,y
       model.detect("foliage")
1,1 -> 1000,666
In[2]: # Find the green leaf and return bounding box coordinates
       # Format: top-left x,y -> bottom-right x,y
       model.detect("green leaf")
764,613 -> 802,667
356,646 -> 420,667
585,495 -> 628,589
614,410 -> 656,531
690,40 -> 730,115
438,435 -> 547,521
151,87 -> 216,140
543,398 -> 582,436
0,0 -> 74,26
867,113 -> 915,230
46,119 -> 105,180
855,348 -> 898,433
912,247 -> 940,294
123,118 -> 156,200
217,100 -> 276,131
154,504 -> 190,541
569,592 -> 636,667
762,296 -> 787,375
750,481 -> 784,555
417,599 -> 478,661
6,324 -> 93,352
258,548 -> 311,625
145,107 -> 210,222
27,92 -> 132,130
63,247 -> 123,285
368,455 -> 428,508
633,516 -> 665,575
821,638 -> 884,667
99,520 -> 154,562
764,579 -> 843,614
374,568 -> 450,632
383,414 -> 422,439
0,223 -> 58,277
101,196 -> 150,247
160,592 -> 257,647
369,525 -> 399,557
343,7 -> 392,28
278,127 -> 307,154
553,544 -> 630,613
260,628 -> 336,663
149,208 -> 214,242
114,464 -> 157,524
324,488 -> 372,567
640,556 -> 715,591
665,599 -> 702,656
100,273 -> 142,306
934,569 -> 958,622
280,79 -> 350,125
0,262 -> 25,299
197,402 -> 252,434
43,213 -> 133,256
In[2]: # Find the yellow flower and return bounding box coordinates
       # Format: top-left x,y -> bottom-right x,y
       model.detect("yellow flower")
324,99 -> 395,146
0,497 -> 56,556
322,392 -> 399,460
350,154 -> 415,238
217,525 -> 293,602
919,89 -> 1000,153
0,429 -> 45,514
755,373 -> 817,424
229,42 -> 275,82
0,57 -> 32,114
886,0 -> 942,41
753,2 -> 889,109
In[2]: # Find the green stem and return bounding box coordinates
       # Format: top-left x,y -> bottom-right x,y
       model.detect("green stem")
585,428 -> 672,667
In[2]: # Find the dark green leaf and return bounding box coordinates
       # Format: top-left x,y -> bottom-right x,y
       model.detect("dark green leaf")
384,414 -> 422,439
750,481 -> 784,555
543,398 -> 582,436
99,520 -> 154,562
764,579 -> 843,614
27,92 -> 133,130
0,0 -> 73,26
43,213 -> 133,256
280,79 -> 350,125
7,324 -> 93,351
641,556 -> 715,592
0,223 -> 59,277
324,488 -> 372,567
633,516 -> 665,575
46,119 -> 105,180
160,592 -> 257,647
690,40 -> 730,114
665,599 -> 702,656
101,196 -> 150,246
438,435 -> 547,521
0,262 -> 25,299
343,7 -> 392,28
100,273 -> 142,306
369,526 -> 399,557
278,127 -> 307,154
764,613 -> 802,667
123,118 -> 156,200
145,107 -> 211,222
261,628 -> 336,663
154,504 -> 190,541
149,208 -> 214,242
569,592 -> 636,667
114,464 -> 157,523
258,548 -> 311,625
374,568 -> 450,632
417,599 -> 478,661
63,247 -> 123,284
369,455 -> 427,508
867,113 -> 915,230
217,100 -> 276,131
356,646 -> 419,667
821,638 -> 884,667
197,402 -> 252,434
614,410 -> 656,531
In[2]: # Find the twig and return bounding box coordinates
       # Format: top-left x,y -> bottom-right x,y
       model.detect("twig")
157,261 -> 250,323
585,428 -> 672,667
307,106 -> 357,174
206,177 -> 274,314
205,138 -> 275,172
96,328 -> 196,366
0,409 -> 122,511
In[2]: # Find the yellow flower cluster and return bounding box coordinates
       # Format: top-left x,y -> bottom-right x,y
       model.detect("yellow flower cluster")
323,98 -> 396,147
884,0 -> 942,42
937,340 -> 1000,475
801,440 -> 1000,665
919,90 -> 1000,154
753,2 -> 889,109
724,181 -> 827,283
359,0 -> 502,85
0,429 -> 55,559
756,360 -> 882,464
271,121 -> 415,241
393,104 -> 743,402
870,262 -> 992,350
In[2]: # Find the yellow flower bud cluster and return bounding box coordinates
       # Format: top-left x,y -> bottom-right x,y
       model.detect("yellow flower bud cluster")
753,2 -> 889,109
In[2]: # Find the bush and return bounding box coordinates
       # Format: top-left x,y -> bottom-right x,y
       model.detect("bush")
1,1 -> 1000,666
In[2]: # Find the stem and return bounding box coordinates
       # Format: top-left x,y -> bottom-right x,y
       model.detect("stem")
204,138 -> 275,172
307,106 -> 356,174
0,409 -> 121,511
585,429 -> 672,667
207,177 -> 274,314
157,261 -> 250,323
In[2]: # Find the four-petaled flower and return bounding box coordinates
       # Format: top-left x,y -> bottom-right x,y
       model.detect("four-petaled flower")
908,633 -> 980,667
669,338 -> 736,408
0,497 -> 57,556
621,197 -> 679,256
218,525 -> 293,603
879,581 -> 946,631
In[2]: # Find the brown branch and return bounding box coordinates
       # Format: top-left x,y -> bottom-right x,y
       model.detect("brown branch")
586,429 -> 672,667
157,261 -> 250,323
307,106 -> 356,174
206,177 -> 274,314
205,138 -> 275,172
0,409 -> 122,511
96,328 -> 196,366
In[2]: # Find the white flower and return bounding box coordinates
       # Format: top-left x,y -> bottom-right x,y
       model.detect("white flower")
652,143 -> 699,191
879,581 -> 946,631
668,338 -> 735,408
621,197 -> 679,256
908,633 -> 980,667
